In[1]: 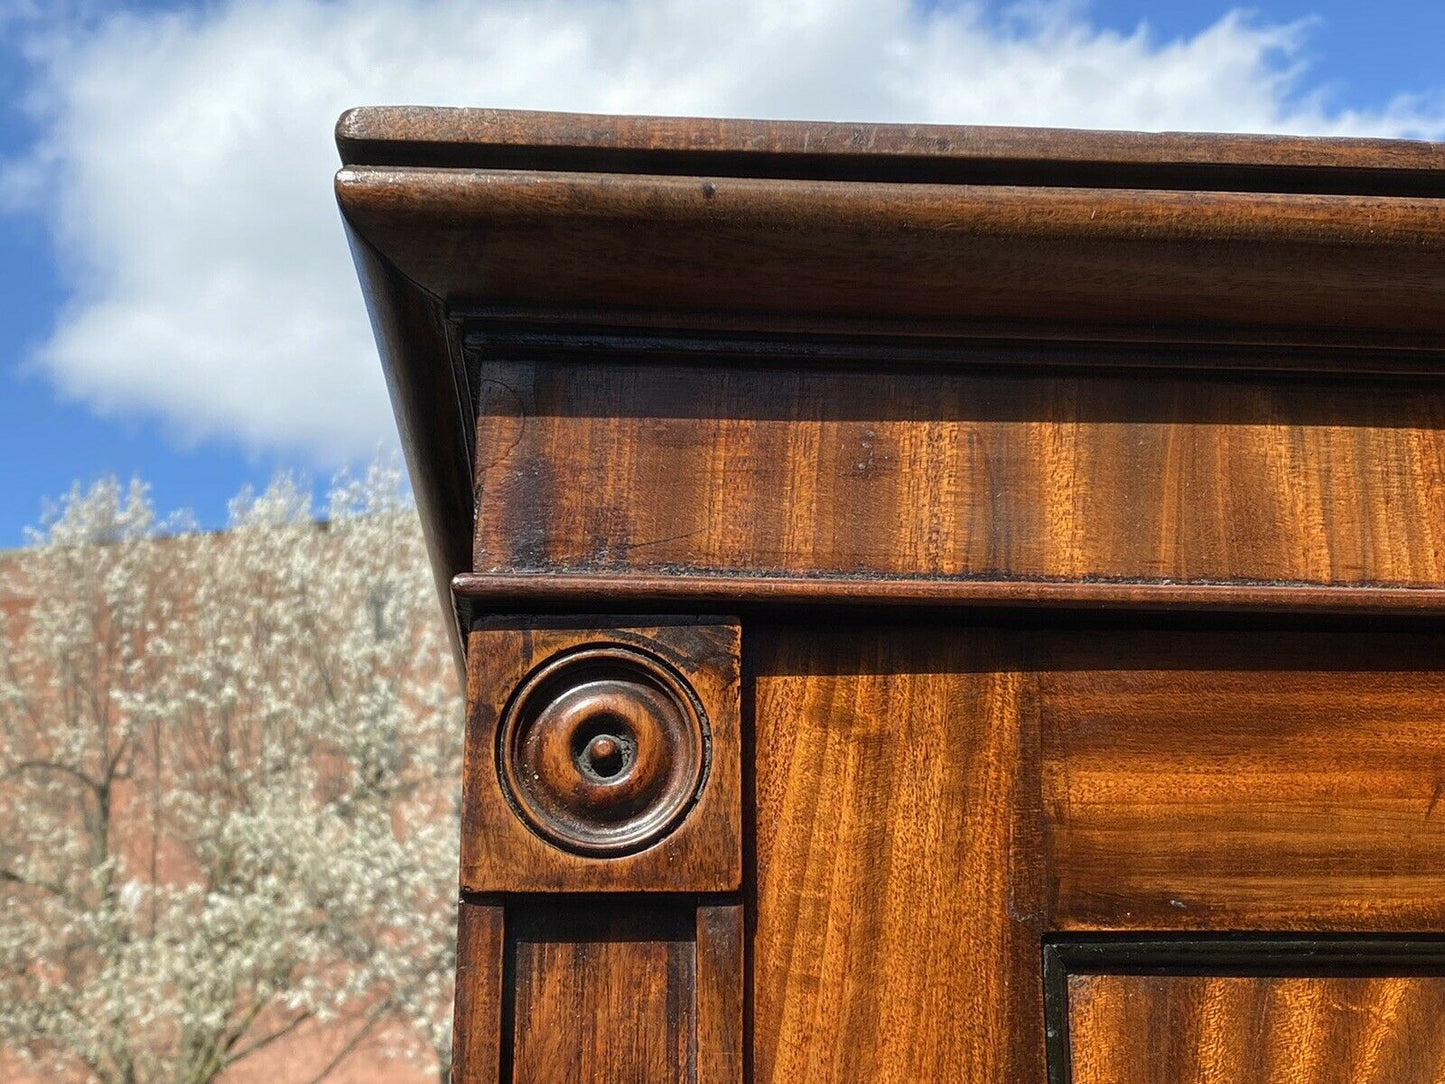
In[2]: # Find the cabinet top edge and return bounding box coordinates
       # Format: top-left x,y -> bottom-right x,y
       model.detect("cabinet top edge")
336,106 -> 1445,196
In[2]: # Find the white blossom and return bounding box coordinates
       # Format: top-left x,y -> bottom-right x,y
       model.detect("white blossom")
0,459 -> 463,1083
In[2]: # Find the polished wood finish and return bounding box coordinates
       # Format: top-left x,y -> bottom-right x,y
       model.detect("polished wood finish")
1046,939 -> 1445,1084
509,904 -> 695,1083
1067,973 -> 1445,1084
340,108 -> 1445,1084
1041,631 -> 1445,932
339,109 -> 1445,663
343,231 -> 472,672
453,569 -> 1445,616
694,904 -> 745,1084
468,359 -> 1445,592
453,900 -> 745,1084
496,644 -> 710,857
461,622 -> 740,893
336,107 -> 1445,194
752,627 -> 1046,1083
450,901 -> 504,1084
336,168 -> 1445,345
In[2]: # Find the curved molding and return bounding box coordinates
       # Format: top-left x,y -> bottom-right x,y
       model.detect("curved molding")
497,645 -> 710,857
454,571 -> 1445,617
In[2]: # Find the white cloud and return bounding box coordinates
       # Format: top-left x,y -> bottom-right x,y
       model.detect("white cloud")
5,0 -> 1444,462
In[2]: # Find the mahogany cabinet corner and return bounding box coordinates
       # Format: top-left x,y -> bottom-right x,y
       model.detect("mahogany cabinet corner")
340,107 -> 1445,1083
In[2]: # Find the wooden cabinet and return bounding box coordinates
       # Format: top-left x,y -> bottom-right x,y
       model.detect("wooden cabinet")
338,108 -> 1445,1083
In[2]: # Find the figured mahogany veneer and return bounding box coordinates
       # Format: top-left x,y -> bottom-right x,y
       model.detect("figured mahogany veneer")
340,108 -> 1445,1084
1047,940 -> 1445,1084
467,360 -> 1445,589
1069,973 -> 1445,1083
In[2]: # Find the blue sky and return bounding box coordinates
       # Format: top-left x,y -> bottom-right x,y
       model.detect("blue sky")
1,0 -> 1443,546
0,0 -> 315,542
1084,2 -> 1445,115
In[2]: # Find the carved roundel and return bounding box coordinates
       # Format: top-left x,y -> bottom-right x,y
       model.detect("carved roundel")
497,645 -> 710,856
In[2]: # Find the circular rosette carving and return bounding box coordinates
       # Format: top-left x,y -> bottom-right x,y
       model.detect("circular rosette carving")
497,645 -> 710,856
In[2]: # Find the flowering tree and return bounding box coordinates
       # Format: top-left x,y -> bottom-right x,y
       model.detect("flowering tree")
0,462 -> 463,1084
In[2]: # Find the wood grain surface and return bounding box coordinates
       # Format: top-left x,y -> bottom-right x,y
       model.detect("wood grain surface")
473,360 -> 1445,591
340,230 -> 472,675
750,626 -> 1046,1083
1040,631 -> 1445,931
455,625 -> 1445,1080
509,904 -> 696,1084
336,167 -> 1445,341
1067,973 -> 1445,1084
452,568 -> 1445,617
336,107 -> 1445,195
460,621 -> 740,893
451,901 -> 743,1084
341,108 -> 1445,1084
451,901 -> 503,1084
695,904 -> 745,1084
452,626 -> 1445,1083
